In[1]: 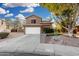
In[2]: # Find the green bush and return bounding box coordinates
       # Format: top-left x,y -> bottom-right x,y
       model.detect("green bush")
43,28 -> 54,33
0,32 -> 9,39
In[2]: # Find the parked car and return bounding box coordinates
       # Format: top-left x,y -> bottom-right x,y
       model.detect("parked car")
11,29 -> 17,32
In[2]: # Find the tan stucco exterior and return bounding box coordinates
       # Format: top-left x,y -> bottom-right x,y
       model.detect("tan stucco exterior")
25,15 -> 42,24
24,15 -> 52,33
0,20 -> 7,32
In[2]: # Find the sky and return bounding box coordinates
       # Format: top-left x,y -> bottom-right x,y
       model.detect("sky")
0,3 -> 51,20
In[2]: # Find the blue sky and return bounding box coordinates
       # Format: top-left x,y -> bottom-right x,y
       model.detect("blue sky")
0,3 -> 51,20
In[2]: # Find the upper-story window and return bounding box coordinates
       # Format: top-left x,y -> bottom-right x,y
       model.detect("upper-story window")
31,19 -> 36,24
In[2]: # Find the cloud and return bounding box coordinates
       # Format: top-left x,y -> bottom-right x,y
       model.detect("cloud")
45,16 -> 51,21
46,16 -> 50,19
15,14 -> 25,20
26,3 -> 40,7
5,13 -> 13,17
20,7 -> 34,13
3,3 -> 40,8
0,7 -> 6,14
3,3 -> 40,14
0,7 -> 10,14
6,10 -> 9,13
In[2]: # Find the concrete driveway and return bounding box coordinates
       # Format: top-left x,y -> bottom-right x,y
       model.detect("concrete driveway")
0,34 -> 79,56
0,35 -> 40,52
0,34 -> 42,56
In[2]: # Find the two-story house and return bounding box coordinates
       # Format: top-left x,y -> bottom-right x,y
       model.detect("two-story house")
24,15 -> 52,34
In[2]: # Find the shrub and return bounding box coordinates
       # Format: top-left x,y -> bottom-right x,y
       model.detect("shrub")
17,29 -> 24,32
43,28 -> 54,33
0,32 -> 9,39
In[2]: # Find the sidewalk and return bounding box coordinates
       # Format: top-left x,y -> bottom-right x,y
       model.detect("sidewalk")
34,43 -> 79,56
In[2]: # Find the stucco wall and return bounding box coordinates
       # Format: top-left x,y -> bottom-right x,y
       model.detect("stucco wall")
25,15 -> 42,24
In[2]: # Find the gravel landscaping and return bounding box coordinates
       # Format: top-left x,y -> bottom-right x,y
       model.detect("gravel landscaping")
40,35 -> 79,47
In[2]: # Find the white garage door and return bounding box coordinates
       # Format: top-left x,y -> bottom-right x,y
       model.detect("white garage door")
25,27 -> 41,34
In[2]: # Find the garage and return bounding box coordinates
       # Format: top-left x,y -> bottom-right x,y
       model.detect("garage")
25,27 -> 41,34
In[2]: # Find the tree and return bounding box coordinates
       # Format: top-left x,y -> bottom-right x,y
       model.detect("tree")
5,18 -> 14,29
41,3 -> 79,37
13,19 -> 21,29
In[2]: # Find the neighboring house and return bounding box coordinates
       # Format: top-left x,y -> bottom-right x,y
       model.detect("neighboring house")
74,25 -> 79,34
24,15 -> 52,34
73,17 -> 79,37
0,20 -> 7,32
0,20 -> 10,32
74,25 -> 79,35
73,25 -> 79,37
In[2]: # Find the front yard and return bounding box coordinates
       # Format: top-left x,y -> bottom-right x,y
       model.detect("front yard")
0,32 -> 79,47
40,34 -> 79,47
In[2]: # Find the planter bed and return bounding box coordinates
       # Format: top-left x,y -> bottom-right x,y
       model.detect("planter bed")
46,33 -> 61,36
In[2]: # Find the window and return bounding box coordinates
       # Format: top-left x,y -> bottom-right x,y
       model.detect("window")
31,19 -> 36,24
